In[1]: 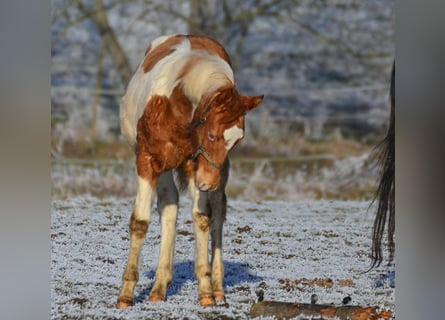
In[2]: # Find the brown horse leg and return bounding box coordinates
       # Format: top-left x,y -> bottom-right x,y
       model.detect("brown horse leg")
117,154 -> 158,308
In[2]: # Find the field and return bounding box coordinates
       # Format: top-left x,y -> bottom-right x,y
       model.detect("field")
50,135 -> 395,319
51,196 -> 394,319
50,2 -> 395,317
51,146 -> 378,202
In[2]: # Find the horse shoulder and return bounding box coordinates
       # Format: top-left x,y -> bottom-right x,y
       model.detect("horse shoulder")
137,93 -> 193,171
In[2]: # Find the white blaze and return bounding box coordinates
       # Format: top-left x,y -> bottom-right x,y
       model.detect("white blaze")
223,125 -> 244,150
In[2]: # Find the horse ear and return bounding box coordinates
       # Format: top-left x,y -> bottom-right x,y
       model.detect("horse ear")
242,94 -> 264,111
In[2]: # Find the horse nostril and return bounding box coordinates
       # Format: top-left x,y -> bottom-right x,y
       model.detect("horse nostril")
199,183 -> 210,192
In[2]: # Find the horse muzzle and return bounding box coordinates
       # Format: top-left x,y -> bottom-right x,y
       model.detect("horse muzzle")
195,168 -> 220,192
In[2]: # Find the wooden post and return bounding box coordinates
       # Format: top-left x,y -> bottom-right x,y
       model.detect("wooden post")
249,300 -> 393,320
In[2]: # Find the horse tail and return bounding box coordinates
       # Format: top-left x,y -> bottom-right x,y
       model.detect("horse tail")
369,61 -> 395,269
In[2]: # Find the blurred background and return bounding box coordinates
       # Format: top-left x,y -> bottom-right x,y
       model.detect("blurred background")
51,0 -> 394,201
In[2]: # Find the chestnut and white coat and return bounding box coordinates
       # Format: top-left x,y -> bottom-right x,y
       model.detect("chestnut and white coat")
117,34 -> 263,308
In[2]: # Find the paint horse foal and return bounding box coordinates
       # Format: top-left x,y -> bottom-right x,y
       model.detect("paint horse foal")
117,34 -> 263,308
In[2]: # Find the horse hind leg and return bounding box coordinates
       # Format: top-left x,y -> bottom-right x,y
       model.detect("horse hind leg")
117,174 -> 157,308
149,171 -> 179,302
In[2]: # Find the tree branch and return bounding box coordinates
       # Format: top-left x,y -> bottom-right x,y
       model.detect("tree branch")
73,0 -> 133,86
287,10 -> 392,60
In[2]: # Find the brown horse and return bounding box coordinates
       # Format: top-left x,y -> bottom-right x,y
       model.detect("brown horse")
370,61 -> 395,269
117,34 -> 263,308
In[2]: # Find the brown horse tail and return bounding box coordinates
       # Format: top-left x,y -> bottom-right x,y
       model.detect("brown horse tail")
369,61 -> 395,269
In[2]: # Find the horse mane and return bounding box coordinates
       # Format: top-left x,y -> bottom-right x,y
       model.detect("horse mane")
193,86 -> 246,125
369,61 -> 395,270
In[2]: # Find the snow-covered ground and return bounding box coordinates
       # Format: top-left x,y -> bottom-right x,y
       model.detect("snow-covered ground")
51,197 -> 394,319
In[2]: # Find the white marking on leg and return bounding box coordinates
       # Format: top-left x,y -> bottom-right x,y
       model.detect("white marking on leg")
154,172 -> 179,292
118,175 -> 154,306
188,178 -> 213,298
208,177 -> 227,297
211,214 -> 224,296
134,176 -> 154,221
223,125 -> 244,150
158,203 -> 178,267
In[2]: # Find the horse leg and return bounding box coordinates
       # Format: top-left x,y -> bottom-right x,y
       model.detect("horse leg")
149,171 -> 179,302
188,179 -> 215,307
209,161 -> 229,302
117,155 -> 158,308
209,189 -> 227,302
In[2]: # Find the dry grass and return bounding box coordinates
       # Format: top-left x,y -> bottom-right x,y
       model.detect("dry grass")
51,135 -> 378,201
53,130 -> 375,160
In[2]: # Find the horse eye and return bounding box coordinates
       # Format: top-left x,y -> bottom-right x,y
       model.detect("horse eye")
207,132 -> 216,142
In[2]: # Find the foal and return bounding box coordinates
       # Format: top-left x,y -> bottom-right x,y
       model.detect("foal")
117,34 -> 263,308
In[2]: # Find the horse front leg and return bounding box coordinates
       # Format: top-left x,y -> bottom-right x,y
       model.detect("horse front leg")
209,189 -> 227,302
117,155 -> 158,308
209,161 -> 229,302
149,171 -> 179,302
188,179 -> 215,307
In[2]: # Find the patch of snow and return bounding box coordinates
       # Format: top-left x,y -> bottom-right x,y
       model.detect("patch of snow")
51,197 -> 394,319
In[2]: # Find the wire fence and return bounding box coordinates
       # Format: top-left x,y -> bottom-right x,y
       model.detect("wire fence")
51,84 -> 389,97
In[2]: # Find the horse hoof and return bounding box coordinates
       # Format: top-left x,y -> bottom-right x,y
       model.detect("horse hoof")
214,292 -> 225,302
148,294 -> 164,302
199,295 -> 216,307
116,297 -> 133,308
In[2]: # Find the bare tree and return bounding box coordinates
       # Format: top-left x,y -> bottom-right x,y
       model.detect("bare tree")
52,0 -> 392,89
184,0 -> 295,70
75,0 -> 133,87
51,0 -> 298,94
51,0 -> 394,148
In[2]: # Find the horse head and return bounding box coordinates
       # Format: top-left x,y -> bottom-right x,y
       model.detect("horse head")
192,86 -> 263,191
